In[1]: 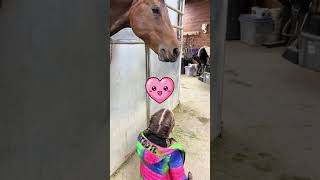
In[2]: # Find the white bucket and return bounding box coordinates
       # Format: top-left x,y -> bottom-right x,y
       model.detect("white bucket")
269,8 -> 281,20
251,7 -> 271,18
185,65 -> 197,76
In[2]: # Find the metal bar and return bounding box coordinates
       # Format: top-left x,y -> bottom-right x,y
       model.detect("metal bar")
176,0 -> 185,105
166,4 -> 184,15
111,41 -> 145,44
145,46 -> 151,125
179,0 -> 185,40
172,25 -> 183,30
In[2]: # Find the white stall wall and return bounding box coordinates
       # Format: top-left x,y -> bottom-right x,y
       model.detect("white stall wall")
110,28 -> 147,174
110,0 -> 183,175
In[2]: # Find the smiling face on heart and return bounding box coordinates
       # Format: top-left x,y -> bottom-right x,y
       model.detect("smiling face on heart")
146,77 -> 174,104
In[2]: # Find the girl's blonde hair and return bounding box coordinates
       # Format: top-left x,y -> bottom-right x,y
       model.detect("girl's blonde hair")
147,108 -> 175,138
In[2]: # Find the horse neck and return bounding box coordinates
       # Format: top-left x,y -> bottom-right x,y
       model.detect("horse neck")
110,0 -> 133,25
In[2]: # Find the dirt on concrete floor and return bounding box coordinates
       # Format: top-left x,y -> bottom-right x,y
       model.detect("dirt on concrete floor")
111,75 -> 210,180
213,41 -> 320,180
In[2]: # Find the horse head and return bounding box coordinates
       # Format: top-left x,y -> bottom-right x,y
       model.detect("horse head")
111,0 -> 180,62
129,0 -> 180,62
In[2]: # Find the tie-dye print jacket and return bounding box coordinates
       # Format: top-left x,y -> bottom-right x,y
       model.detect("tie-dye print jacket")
136,132 -> 187,180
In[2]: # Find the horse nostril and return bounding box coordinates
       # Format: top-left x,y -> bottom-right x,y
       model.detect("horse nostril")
173,48 -> 180,57
160,48 -> 166,54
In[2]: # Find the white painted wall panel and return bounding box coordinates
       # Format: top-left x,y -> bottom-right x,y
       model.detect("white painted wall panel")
110,32 -> 147,174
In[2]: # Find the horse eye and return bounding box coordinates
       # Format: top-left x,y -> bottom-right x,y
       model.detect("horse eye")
152,7 -> 160,15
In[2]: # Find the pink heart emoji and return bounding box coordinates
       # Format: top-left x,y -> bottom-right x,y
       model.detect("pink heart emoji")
145,77 -> 175,104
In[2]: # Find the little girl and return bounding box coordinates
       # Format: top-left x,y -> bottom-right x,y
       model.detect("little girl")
136,108 -> 192,180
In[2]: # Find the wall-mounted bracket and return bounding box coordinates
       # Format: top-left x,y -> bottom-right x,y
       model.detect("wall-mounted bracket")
183,31 -> 200,36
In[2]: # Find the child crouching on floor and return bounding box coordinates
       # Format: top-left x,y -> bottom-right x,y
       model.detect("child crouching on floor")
136,108 -> 192,180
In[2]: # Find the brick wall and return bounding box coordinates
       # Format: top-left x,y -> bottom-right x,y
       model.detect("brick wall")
262,0 -> 282,8
183,0 -> 210,48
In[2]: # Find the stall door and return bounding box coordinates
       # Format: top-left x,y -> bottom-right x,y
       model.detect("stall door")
0,1 -> 108,179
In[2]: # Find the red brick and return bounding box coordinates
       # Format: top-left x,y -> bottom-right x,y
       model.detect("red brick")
183,0 -> 210,48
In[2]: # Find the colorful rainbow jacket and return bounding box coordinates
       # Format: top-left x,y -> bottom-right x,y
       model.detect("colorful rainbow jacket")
136,132 -> 187,180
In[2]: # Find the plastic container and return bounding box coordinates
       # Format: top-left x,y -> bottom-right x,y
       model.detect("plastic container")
239,14 -> 274,46
269,8 -> 281,19
266,8 -> 282,42
226,0 -> 251,40
299,32 -> 320,71
251,7 -> 271,18
185,65 -> 197,76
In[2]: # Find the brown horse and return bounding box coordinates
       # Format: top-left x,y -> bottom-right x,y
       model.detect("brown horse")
111,0 -> 180,62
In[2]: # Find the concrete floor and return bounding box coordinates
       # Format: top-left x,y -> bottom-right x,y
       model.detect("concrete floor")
213,41 -> 320,180
111,75 -> 210,180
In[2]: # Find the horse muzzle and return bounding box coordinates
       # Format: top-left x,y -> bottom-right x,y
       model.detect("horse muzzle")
158,47 -> 180,62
